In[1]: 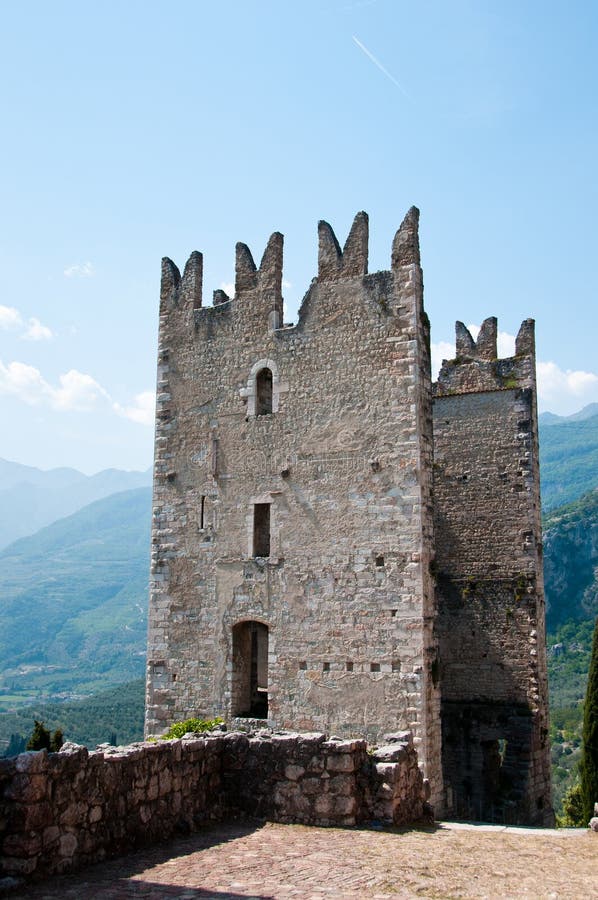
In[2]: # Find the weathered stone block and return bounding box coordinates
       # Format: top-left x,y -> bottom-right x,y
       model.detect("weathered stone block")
58,832 -> 77,858
325,754 -> 356,773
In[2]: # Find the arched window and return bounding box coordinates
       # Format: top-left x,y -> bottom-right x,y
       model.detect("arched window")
232,621 -> 269,718
240,358 -> 286,417
255,367 -> 273,416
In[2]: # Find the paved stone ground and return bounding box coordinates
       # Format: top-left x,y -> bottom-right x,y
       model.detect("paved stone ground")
4,821 -> 596,900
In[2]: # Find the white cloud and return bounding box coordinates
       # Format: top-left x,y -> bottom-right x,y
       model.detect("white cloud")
0,356 -> 156,426
1,305 -> 54,341
536,362 -> 598,415
52,370 -> 111,411
113,390 -> 155,426
0,360 -> 110,411
64,261 -> 94,278
0,360 -> 52,405
0,305 -> 23,330
21,317 -> 54,341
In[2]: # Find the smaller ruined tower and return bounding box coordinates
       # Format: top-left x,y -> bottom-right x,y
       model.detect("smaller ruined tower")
432,319 -> 553,825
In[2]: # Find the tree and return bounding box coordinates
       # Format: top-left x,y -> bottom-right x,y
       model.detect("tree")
557,781 -> 584,827
51,728 -> 64,751
26,720 -> 64,752
580,617 -> 598,823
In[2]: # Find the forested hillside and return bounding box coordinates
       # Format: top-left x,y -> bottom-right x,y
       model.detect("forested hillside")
0,488 -> 151,706
0,679 -> 145,754
539,407 -> 598,512
543,490 -> 598,810
543,489 -> 598,628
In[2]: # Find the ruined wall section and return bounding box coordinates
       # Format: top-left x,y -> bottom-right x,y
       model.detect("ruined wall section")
432,319 -> 552,824
146,210 -> 441,805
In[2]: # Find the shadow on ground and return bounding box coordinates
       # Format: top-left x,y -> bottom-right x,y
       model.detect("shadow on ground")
4,820 -> 275,899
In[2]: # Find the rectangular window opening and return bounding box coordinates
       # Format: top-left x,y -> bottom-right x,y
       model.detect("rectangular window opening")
322,661 -> 330,672
346,661 -> 354,672
370,662 -> 380,673
253,503 -> 271,557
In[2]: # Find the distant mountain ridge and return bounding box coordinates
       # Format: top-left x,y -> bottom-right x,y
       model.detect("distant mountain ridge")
0,458 -> 152,550
539,402 -> 598,424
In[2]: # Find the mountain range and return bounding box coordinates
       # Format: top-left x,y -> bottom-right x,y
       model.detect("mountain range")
0,458 -> 152,550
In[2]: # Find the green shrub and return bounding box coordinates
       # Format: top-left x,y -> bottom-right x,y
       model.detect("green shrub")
556,781 -> 585,827
161,716 -> 223,740
26,720 -> 64,752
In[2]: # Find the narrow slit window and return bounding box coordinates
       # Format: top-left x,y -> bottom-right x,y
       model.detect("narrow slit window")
253,503 -> 271,557
200,495 -> 206,530
256,368 -> 273,415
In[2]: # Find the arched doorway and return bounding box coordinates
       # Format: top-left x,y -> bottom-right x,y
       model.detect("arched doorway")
232,621 -> 269,718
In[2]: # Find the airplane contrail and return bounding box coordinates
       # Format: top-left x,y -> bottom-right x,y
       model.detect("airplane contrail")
352,35 -> 414,102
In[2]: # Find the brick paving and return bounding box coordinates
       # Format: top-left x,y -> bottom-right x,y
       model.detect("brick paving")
4,820 -> 597,900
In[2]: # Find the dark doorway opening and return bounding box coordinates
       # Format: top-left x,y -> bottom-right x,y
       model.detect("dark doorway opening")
232,621 -> 269,718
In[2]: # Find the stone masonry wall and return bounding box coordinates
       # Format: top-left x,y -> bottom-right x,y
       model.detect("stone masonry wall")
0,732 -> 427,883
432,319 -> 552,825
146,209 -> 442,809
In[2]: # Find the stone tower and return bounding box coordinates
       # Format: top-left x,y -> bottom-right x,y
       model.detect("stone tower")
145,209 -> 552,824
433,319 -> 553,824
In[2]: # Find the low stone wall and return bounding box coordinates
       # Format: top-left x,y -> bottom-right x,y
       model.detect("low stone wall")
222,732 -> 427,827
0,730 -> 428,882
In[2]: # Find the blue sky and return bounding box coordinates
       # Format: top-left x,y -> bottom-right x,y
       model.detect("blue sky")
0,0 -> 596,473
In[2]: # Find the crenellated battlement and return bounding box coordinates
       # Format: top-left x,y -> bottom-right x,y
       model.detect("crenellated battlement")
434,317 -> 537,399
235,231 -> 284,296
158,208 -> 423,338
161,250 -> 203,311
318,211 -> 369,280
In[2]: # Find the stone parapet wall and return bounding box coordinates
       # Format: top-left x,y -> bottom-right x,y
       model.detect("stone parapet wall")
0,731 -> 427,883
221,731 -> 426,827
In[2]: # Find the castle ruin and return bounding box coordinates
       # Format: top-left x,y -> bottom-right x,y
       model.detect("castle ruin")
145,208 -> 552,825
